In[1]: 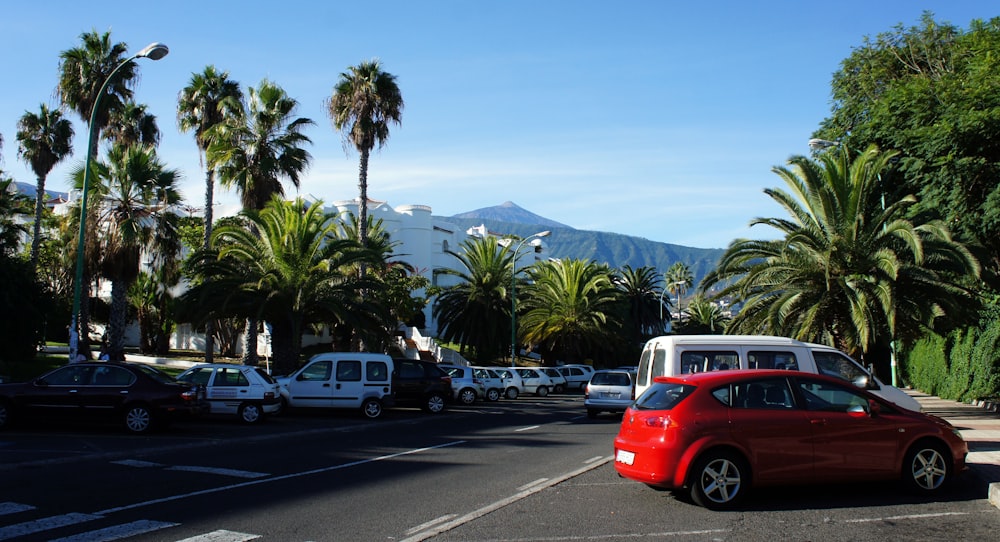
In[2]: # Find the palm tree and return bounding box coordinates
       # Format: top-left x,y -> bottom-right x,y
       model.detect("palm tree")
15,104 -> 74,268
77,143 -> 181,361
177,65 -> 244,362
615,265 -> 665,344
326,59 -> 403,250
664,262 -> 693,319
701,145 -> 980,361
182,197 -> 385,374
103,101 -> 161,148
207,79 -> 314,364
432,236 -> 514,363
520,259 -> 623,364
0,177 -> 32,256
678,294 -> 729,334
58,29 -> 139,357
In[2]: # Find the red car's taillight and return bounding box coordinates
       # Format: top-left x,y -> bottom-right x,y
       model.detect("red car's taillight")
643,415 -> 675,429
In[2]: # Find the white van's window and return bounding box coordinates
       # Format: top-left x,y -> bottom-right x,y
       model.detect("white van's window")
813,351 -> 868,383
637,349 -> 651,387
651,348 -> 668,379
337,360 -> 362,381
367,361 -> 389,381
680,351 -> 738,373
747,351 -> 799,371
300,361 -> 332,381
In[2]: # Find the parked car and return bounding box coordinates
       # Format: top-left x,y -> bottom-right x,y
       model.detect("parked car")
584,369 -> 635,418
439,364 -> 485,405
472,367 -> 504,401
614,370 -> 968,510
391,359 -> 452,413
537,367 -> 568,393
514,368 -> 554,397
0,362 -> 208,434
555,364 -> 595,391
176,363 -> 281,424
488,367 -> 524,399
275,353 -> 393,418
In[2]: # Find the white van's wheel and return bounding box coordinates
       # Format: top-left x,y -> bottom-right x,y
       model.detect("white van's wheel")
361,398 -> 383,419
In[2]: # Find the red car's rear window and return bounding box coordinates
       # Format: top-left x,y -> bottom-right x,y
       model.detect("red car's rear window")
633,382 -> 696,410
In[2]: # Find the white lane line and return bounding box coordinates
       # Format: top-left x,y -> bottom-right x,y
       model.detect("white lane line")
167,465 -> 270,479
49,519 -> 179,542
93,440 -> 466,516
175,529 -> 262,541
515,425 -> 540,432
0,502 -> 34,516
400,456 -> 613,542
843,511 -> 971,523
517,478 -> 550,491
0,512 -> 100,541
405,514 -> 459,535
583,456 -> 605,464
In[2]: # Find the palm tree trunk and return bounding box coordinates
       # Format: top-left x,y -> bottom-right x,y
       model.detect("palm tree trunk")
357,147 -> 370,249
203,168 -> 215,363
242,316 -> 260,366
30,174 -> 46,269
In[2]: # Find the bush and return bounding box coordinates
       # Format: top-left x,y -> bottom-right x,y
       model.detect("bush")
905,333 -> 948,396
967,317 -> 1000,401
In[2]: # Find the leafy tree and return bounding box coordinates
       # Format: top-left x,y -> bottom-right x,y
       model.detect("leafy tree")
816,12 -> 1000,283
326,60 -> 403,250
181,197 -> 385,374
665,262 -> 693,318
77,144 -> 181,360
207,79 -> 313,364
432,236 -> 513,363
677,294 -> 729,334
0,177 -> 31,256
701,146 -> 980,370
103,101 -> 160,148
520,259 -> 623,364
16,104 -> 74,268
177,66 -> 243,362
615,265 -> 666,345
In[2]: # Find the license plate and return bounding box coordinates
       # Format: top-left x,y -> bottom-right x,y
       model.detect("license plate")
602,392 -> 621,399
616,449 -> 635,465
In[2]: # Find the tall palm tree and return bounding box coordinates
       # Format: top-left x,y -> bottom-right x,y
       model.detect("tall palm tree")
16,104 -> 74,268
664,262 -> 693,319
182,197 -> 384,374
678,294 -> 729,334
103,101 -> 161,148
701,145 -> 980,360
177,65 -> 244,362
76,143 -> 181,361
432,236 -> 514,363
615,265 -> 665,344
207,79 -> 314,364
520,259 -> 623,364
58,29 -> 139,357
326,60 -> 403,250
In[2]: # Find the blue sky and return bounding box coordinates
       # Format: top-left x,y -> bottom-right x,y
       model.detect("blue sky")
0,1 -> 994,249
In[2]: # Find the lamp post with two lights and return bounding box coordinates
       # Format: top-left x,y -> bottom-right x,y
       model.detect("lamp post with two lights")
509,230 -> 550,365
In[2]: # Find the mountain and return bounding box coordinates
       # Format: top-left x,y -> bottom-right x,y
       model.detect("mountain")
437,202 -> 725,285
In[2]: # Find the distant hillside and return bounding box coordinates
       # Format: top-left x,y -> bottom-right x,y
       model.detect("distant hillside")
438,203 -> 725,285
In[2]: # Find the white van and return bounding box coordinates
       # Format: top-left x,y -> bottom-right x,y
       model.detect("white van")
634,335 -> 920,411
275,353 -> 394,418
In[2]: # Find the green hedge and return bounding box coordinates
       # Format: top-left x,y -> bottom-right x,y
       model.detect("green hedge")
905,316 -> 1000,402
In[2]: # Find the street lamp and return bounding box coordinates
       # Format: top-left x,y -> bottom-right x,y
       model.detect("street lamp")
510,230 -> 550,365
69,42 -> 169,363
658,280 -> 686,332
808,138 -> 898,387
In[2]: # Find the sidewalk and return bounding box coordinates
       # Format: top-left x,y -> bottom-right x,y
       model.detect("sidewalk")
907,390 -> 1000,509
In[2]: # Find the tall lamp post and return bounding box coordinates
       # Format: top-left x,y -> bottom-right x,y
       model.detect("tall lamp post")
510,230 -> 550,365
658,280 -> 686,333
809,138 -> 898,387
69,42 -> 169,363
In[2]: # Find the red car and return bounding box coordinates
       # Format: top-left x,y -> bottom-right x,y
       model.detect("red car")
613,370 -> 968,509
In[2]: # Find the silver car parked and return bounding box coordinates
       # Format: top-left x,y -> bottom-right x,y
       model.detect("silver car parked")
584,369 -> 635,418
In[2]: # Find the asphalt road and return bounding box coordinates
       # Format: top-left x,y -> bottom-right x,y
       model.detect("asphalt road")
1,395 -> 998,541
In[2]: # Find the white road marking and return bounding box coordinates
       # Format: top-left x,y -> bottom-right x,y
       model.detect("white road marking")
175,529 -> 261,541
517,478 -> 550,491
843,511 -> 971,523
405,514 -> 459,535
111,459 -> 164,468
515,425 -> 540,432
167,465 -> 269,479
49,519 -> 179,542
0,512 -> 100,540
0,502 -> 34,516
584,456 -> 605,464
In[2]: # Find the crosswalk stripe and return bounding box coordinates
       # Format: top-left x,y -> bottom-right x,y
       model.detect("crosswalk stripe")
48,519 -> 179,542
0,502 -> 34,516
167,465 -> 269,479
174,529 -> 261,541
0,512 -> 100,540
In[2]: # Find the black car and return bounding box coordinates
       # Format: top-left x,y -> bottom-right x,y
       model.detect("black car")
391,359 -> 453,413
0,361 -> 209,433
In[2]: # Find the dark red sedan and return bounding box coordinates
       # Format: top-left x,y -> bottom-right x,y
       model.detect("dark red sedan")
614,370 -> 968,509
0,361 -> 208,433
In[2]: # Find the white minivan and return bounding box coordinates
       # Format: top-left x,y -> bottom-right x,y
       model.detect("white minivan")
633,335 -> 921,411
275,353 -> 394,418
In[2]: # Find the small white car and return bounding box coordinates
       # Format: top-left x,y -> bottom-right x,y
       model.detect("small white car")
472,367 -> 504,401
439,364 -> 486,405
514,368 -> 555,397
537,367 -> 568,394
555,364 -> 595,391
488,367 -> 524,399
177,363 -> 282,424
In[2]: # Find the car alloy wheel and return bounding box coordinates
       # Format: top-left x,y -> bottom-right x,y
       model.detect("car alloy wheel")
362,398 -> 383,419
239,403 -> 263,424
535,386 -> 548,397
459,388 -> 477,405
424,393 -> 446,413
123,405 -> 154,434
905,442 -> 949,491
486,388 -> 501,402
690,451 -> 747,510
505,387 -> 519,400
